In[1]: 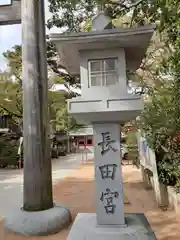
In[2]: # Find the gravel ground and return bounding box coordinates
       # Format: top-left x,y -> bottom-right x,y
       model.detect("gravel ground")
1,163 -> 180,240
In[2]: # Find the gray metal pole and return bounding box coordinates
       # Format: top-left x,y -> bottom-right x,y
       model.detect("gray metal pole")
22,0 -> 53,211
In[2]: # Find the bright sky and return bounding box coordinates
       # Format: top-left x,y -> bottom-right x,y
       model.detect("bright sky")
0,0 -> 60,70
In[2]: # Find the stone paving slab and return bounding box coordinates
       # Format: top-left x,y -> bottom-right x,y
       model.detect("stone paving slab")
1,164 -> 180,240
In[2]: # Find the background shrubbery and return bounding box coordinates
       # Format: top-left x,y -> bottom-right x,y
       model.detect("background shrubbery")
0,133 -> 19,168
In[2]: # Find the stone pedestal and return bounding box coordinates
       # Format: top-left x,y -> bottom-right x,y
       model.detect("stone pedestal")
4,204 -> 71,236
3,204 -> 71,236
67,122 -> 157,239
67,213 -> 157,240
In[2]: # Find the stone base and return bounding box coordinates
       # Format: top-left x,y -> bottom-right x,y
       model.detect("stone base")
4,204 -> 71,236
67,213 -> 157,240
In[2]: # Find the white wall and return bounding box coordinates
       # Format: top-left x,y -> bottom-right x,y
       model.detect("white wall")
137,131 -> 168,206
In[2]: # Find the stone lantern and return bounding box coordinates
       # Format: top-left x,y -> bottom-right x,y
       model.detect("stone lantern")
51,12 -> 156,240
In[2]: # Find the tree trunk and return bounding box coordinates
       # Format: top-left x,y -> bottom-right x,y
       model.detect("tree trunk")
22,0 -> 53,211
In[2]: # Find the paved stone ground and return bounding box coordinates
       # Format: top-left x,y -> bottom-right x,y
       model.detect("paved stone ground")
1,163 -> 180,240
0,153 -> 82,218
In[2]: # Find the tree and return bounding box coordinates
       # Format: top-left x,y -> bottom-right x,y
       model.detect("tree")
1,44 -> 81,133
0,71 -> 22,130
3,45 -> 22,81
47,0 -> 147,31
48,90 -> 68,132
47,0 -> 97,32
130,0 -> 180,190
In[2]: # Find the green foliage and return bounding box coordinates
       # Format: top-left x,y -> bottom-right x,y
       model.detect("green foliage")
137,80 -> 180,187
47,0 -> 97,31
49,90 -> 83,132
0,134 -> 19,168
0,71 -> 22,126
3,45 -> 22,80
134,1 -> 180,191
47,0 -> 147,32
1,44 -> 82,133
126,131 -> 137,147
138,82 -> 175,146
48,90 -> 68,131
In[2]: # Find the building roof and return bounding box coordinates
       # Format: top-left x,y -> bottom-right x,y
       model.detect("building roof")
69,125 -> 93,136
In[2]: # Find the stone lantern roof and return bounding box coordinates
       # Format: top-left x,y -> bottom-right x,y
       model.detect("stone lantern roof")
50,12 -> 155,75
